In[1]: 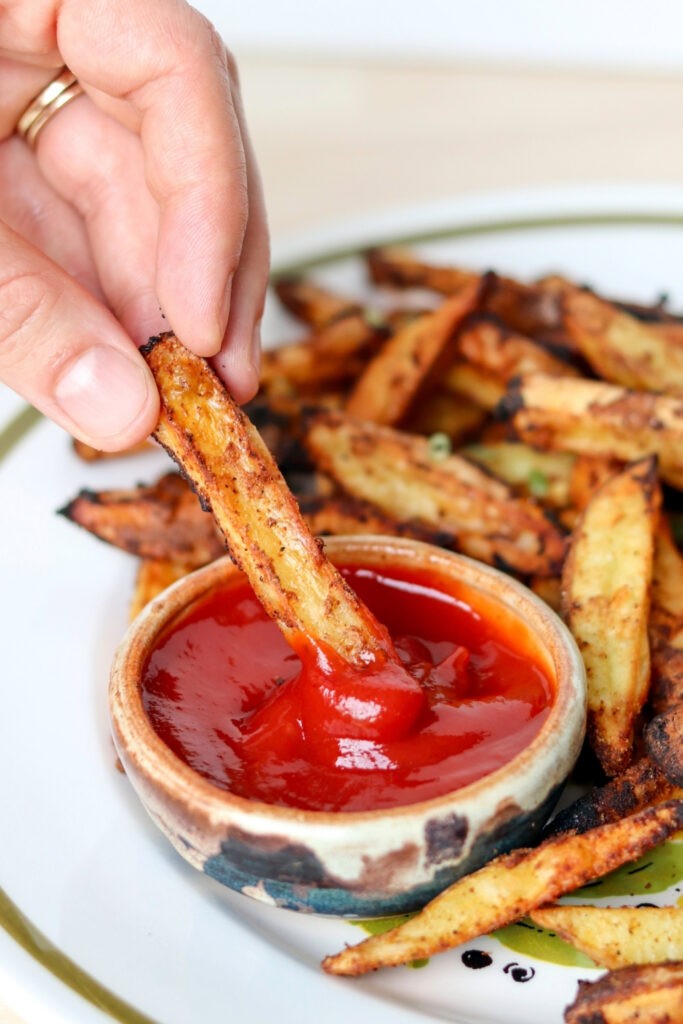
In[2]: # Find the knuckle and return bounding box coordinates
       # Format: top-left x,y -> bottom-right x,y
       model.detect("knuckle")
0,269 -> 59,371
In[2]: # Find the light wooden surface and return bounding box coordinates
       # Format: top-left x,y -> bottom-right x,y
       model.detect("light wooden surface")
4,52 -> 683,1024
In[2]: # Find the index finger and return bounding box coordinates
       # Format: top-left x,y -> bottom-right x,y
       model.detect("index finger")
56,0 -> 252,357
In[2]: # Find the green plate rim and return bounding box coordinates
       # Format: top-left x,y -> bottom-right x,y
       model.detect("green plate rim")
2,206 -> 683,1024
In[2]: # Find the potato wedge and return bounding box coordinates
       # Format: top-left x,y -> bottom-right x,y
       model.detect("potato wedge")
498,374 -> 683,490
457,315 -> 580,381
443,361 -> 506,410
59,472 -> 224,567
322,800 -> 683,976
141,333 -> 395,667
544,757 -> 676,838
305,411 -> 567,577
563,286 -> 683,395
531,906 -> 683,970
402,389 -> 488,443
299,493 -> 456,548
129,558 -> 194,621
272,277 -> 363,329
464,441 -> 575,508
645,705 -> 683,788
345,278 -> 482,424
565,960 -> 683,1023
649,521 -> 683,715
561,457 -> 659,775
365,245 -> 479,296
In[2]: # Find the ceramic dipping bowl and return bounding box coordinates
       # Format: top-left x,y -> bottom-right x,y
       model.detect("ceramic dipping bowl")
109,535 -> 586,917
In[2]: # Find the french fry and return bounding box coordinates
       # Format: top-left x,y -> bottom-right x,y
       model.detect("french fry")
564,961 -> 683,1023
498,373 -> 683,490
563,286 -> 683,395
322,800 -> 683,976
345,278 -> 482,425
530,906 -> 683,970
59,472 -> 224,567
649,521 -> 683,715
543,757 -> 676,838
457,315 -> 580,381
141,332 -> 396,667
273,277 -> 363,329
305,410 -> 567,577
129,558 -> 194,620
259,312 -> 387,394
366,245 -> 479,296
645,705 -> 683,788
463,441 -> 575,508
443,361 -> 506,410
568,455 -> 626,514
299,493 -> 456,548
561,457 -> 659,776
402,390 -> 488,443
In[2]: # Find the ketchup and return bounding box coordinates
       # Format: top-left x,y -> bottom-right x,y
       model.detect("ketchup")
142,563 -> 554,812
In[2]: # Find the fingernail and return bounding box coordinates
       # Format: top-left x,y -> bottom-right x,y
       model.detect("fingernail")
54,346 -> 153,440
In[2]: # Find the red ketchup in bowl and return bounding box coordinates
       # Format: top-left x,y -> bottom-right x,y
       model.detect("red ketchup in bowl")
141,562 -> 554,813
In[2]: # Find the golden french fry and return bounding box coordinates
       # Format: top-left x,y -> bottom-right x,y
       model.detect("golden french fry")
563,286 -> 683,395
443,361 -> 506,410
498,373 -> 683,490
531,906 -> 683,970
322,801 -> 683,976
457,315 -> 580,381
568,454 -> 626,514
141,332 -> 395,667
402,389 -> 488,443
345,278 -> 482,425
305,411 -> 566,577
365,245 -> 479,296
561,457 -> 659,776
129,558 -> 194,621
565,960 -> 683,1023
58,472 -> 224,567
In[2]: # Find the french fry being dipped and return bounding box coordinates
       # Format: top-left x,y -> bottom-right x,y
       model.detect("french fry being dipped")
141,332 -> 427,747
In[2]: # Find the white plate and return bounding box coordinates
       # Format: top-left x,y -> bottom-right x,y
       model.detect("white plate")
2,184 -> 683,1024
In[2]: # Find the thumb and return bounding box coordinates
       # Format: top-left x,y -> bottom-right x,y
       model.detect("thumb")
0,218 -> 159,450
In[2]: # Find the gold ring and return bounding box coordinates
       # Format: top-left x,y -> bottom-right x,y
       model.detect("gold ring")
16,67 -> 84,149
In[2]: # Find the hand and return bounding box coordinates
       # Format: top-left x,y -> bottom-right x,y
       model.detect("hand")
0,0 -> 269,450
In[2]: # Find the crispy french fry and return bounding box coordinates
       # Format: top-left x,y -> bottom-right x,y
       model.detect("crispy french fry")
649,521 -> 683,715
322,800 -> 683,976
563,286 -> 683,395
366,245 -> 479,296
498,374 -> 683,489
305,411 -> 567,577
561,457 -> 659,776
59,472 -> 224,567
129,558 -> 194,621
530,906 -> 683,970
299,493 -> 456,548
565,960 -> 683,1023
141,333 -> 395,667
345,279 -> 482,425
543,757 -> 676,838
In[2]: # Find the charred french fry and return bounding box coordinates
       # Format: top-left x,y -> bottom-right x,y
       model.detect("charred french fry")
498,374 -> 683,490
530,906 -> 683,970
563,286 -> 683,395
648,521 -> 683,715
299,493 -> 456,548
366,245 -> 479,296
345,279 -> 482,425
305,411 -> 566,577
543,757 -> 676,838
59,472 -> 224,567
129,558 -> 194,620
645,705 -> 683,788
561,457 -> 659,776
564,960 -> 683,1023
141,333 -> 396,668
322,801 -> 683,976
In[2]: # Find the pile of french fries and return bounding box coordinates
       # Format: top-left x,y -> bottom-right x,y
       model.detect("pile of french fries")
62,246 -> 683,1021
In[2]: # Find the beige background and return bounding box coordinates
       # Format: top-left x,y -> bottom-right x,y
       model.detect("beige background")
4,51 -> 683,1024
